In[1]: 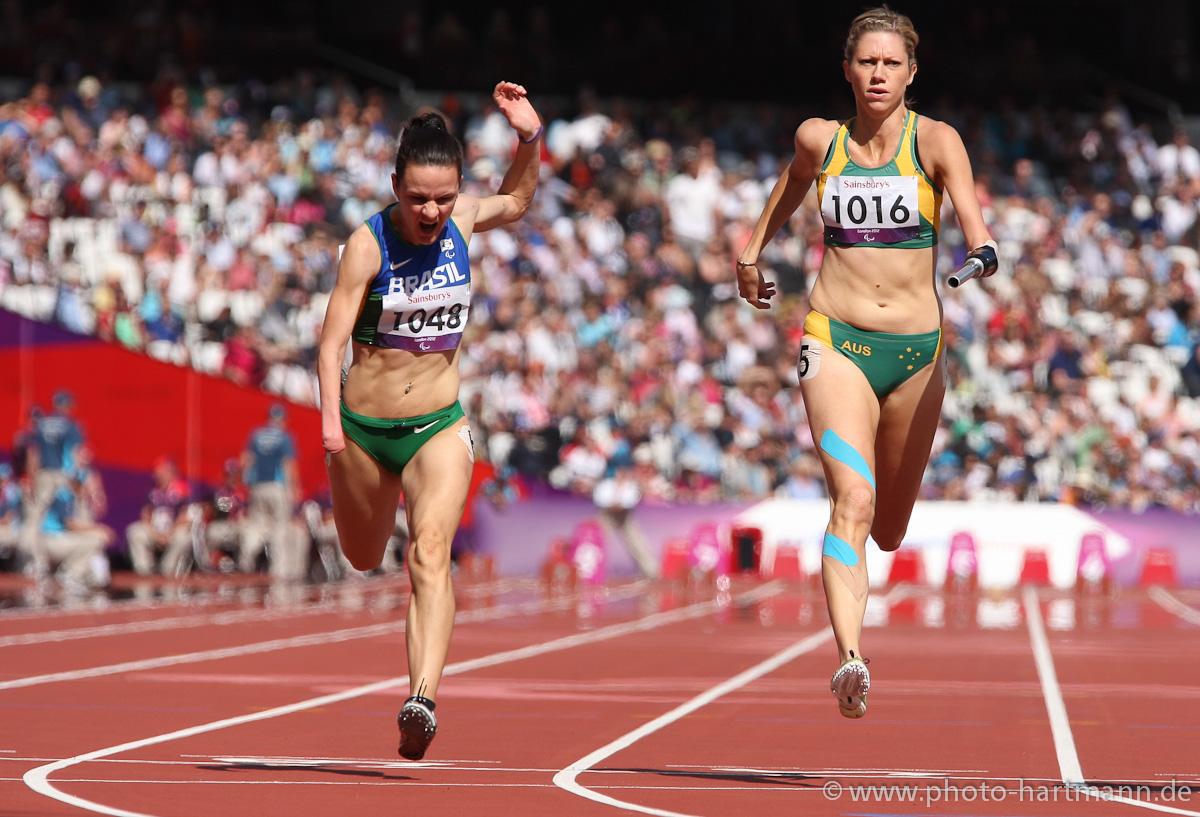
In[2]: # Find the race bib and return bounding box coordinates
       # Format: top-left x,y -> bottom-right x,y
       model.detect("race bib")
799,341 -> 822,381
821,175 -> 919,244
376,260 -> 471,352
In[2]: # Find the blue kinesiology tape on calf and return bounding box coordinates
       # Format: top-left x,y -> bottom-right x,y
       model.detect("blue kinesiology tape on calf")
822,532 -> 859,567
820,429 -> 876,490
823,530 -> 868,600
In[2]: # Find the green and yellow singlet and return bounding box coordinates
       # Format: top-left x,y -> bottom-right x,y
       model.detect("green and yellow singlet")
816,110 -> 941,249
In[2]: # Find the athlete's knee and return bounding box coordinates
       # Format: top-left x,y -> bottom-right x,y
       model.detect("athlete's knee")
830,485 -> 876,529
408,528 -> 451,577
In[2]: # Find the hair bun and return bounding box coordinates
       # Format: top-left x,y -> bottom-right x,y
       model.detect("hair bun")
409,112 -> 448,132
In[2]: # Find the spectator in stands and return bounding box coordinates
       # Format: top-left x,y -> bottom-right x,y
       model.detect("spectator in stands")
36,479 -> 112,590
1157,128 -> 1200,186
1047,330 -> 1086,395
126,457 -> 192,576
777,454 -> 825,499
22,390 -> 84,561
664,145 -> 721,259
593,465 -> 656,578
1181,343 -> 1200,398
0,462 -> 22,565
202,458 -> 247,571
223,326 -> 268,388
240,403 -> 301,577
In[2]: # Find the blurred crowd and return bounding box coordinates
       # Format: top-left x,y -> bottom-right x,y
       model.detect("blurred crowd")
0,390 -> 404,589
1,72 -> 1199,517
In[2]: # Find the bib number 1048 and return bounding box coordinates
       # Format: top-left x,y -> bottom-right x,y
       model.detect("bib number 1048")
391,303 -> 464,333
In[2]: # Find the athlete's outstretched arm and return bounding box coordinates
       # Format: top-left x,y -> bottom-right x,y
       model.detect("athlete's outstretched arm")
317,226 -> 379,455
923,120 -> 994,254
737,118 -> 834,308
468,82 -> 542,233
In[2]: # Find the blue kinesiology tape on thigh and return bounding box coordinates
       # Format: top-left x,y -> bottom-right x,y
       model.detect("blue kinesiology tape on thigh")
822,532 -> 859,567
820,429 -> 876,490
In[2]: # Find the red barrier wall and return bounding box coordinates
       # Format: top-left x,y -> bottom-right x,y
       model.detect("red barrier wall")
1,334 -> 326,494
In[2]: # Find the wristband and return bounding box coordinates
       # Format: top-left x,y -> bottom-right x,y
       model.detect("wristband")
520,125 -> 543,144
737,260 -> 758,267
967,244 -> 998,272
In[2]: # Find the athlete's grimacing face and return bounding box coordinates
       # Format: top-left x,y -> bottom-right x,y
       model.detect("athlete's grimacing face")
843,32 -> 916,111
392,164 -> 461,244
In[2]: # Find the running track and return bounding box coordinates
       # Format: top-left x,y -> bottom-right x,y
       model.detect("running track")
1,573 -> 1198,816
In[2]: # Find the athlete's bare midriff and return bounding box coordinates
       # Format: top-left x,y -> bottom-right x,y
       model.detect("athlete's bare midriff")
342,343 -> 462,419
809,244 -> 942,334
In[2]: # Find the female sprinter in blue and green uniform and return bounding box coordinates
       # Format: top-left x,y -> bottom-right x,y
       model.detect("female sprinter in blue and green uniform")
318,82 -> 542,759
737,8 -> 996,718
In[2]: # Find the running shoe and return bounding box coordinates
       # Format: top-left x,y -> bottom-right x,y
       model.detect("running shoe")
830,652 -> 870,719
397,695 -> 438,760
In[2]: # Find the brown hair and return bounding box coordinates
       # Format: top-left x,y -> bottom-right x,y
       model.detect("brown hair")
844,6 -> 919,64
395,112 -> 463,177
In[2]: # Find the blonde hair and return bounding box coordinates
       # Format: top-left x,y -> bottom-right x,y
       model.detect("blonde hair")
844,6 -> 919,64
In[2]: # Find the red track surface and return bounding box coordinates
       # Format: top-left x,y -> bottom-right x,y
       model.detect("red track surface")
2,574 -> 1198,817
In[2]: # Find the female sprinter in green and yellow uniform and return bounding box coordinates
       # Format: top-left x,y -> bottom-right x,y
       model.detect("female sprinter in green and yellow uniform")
737,8 -> 996,718
318,82 -> 542,758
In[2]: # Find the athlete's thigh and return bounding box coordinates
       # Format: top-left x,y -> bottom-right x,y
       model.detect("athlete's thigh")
798,339 -> 881,498
328,435 -> 404,565
873,357 -> 945,543
401,419 -> 474,542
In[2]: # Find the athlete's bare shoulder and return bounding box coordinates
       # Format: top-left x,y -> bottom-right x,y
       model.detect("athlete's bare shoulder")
338,221 -> 382,284
912,114 -> 968,181
913,114 -> 963,154
451,194 -> 482,238
794,118 -> 842,169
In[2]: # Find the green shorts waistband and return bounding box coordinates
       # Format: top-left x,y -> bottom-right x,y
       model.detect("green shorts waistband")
339,400 -> 462,429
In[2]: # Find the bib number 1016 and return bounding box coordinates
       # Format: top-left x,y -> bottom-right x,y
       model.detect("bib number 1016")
821,175 -> 919,230
829,194 -> 910,226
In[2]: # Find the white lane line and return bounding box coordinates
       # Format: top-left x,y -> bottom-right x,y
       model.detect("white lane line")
553,629 -> 834,816
9,777 -> 554,787
0,574 -> 409,622
8,778 -> 1200,794
553,587 -> 912,817
0,580 -> 640,692
0,597 -> 371,648
1149,587 -> 1200,626
14,757 -> 1145,782
23,581 -> 782,817
1023,586 -> 1200,816
0,577 -> 531,648
666,764 -> 987,773
1022,586 -> 1084,785
0,595 -> 232,622
8,756 -> 1193,787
